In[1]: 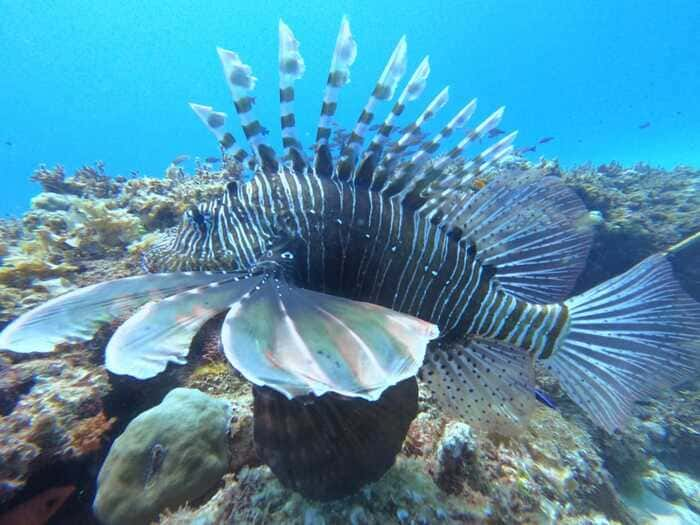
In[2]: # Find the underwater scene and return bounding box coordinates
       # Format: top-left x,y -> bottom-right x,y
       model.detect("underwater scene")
1,1 -> 699,524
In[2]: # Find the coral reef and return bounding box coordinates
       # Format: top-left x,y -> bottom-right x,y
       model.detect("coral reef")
434,421 -> 481,494
93,388 -> 233,525
558,161 -> 700,295
0,355 -> 113,503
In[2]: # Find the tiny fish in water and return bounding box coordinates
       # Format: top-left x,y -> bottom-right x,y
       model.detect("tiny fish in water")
638,121 -> 651,129
0,485 -> 74,525
518,145 -> 537,154
471,178 -> 487,190
4,140 -> 11,146
171,154 -> 190,165
2,17 -> 699,504
534,389 -> 557,409
204,156 -> 221,163
538,136 -> 554,144
487,127 -> 505,138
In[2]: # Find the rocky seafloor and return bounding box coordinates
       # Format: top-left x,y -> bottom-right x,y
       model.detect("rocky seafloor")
0,158 -> 698,524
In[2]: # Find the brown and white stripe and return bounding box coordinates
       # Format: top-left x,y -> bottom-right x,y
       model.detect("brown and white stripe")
315,16 -> 357,147
217,47 -> 278,171
336,36 -> 408,180
278,20 -> 307,166
188,103 -> 248,162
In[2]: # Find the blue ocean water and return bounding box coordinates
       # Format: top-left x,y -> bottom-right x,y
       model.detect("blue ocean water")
0,0 -> 698,216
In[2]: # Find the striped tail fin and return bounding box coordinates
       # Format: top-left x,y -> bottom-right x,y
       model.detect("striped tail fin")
217,47 -> 278,173
278,20 -> 307,172
545,243 -> 700,433
336,36 -> 408,180
314,16 -> 357,177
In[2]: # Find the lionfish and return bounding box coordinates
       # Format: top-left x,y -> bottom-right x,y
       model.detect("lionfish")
2,18 -> 699,501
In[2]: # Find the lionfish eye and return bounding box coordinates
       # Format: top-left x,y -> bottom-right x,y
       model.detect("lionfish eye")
185,206 -> 209,230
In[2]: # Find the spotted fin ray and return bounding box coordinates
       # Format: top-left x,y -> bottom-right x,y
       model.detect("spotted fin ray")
0,272 -> 228,354
419,337 -> 537,434
314,16 -> 357,177
278,19 -> 307,170
221,278 -> 439,401
336,35 -> 408,180
217,47 -> 278,173
188,103 -> 248,162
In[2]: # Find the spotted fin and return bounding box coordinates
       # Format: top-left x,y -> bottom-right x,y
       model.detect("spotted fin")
0,272 -> 227,354
221,279 -> 439,400
379,86 -> 450,169
106,273 -> 265,379
315,16 -> 357,142
419,338 -> 537,434
548,251 -> 700,433
385,99 -> 478,199
365,56 -> 431,156
431,106 -> 507,175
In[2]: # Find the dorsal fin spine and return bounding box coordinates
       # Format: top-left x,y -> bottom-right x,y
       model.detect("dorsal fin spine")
217,47 -> 278,171
416,130 -> 517,220
337,36 -> 408,180
375,86 -> 450,191
366,56 -> 431,155
278,20 -> 307,168
407,98 -> 477,171
393,86 -> 449,152
189,103 -> 248,162
436,129 -> 517,193
433,106 -> 506,172
314,16 -> 357,147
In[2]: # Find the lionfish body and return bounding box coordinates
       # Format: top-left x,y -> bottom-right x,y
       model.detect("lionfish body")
154,166 -> 572,359
2,17 -> 699,499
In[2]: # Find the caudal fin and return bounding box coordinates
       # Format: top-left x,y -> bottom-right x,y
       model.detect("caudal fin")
546,247 -> 700,433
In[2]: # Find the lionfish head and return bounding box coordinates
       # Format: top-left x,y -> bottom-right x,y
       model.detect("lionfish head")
142,187 -> 270,273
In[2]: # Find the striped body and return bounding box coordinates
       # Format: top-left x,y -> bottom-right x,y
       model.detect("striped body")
161,168 -> 569,360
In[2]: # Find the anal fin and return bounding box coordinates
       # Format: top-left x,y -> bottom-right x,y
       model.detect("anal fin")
419,337 -> 537,435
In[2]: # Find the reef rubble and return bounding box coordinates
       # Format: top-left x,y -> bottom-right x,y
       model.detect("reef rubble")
0,158 -> 698,524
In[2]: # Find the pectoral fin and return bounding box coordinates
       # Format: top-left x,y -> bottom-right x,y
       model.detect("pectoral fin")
221,281 -> 439,400
106,273 -> 264,379
0,272 -> 228,354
